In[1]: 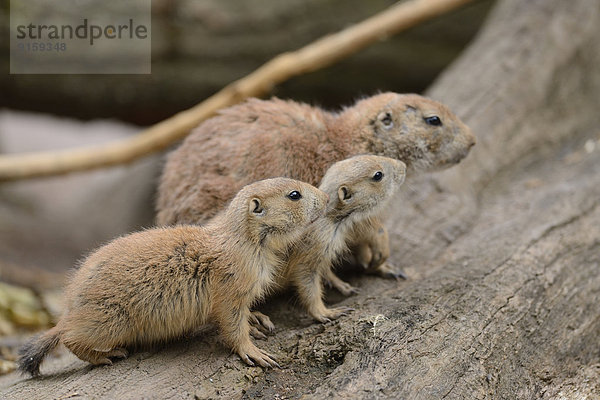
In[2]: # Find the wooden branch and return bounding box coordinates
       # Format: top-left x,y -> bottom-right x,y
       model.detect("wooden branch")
0,0 -> 475,182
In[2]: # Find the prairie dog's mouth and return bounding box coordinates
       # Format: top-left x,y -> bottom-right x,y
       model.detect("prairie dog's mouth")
450,155 -> 464,164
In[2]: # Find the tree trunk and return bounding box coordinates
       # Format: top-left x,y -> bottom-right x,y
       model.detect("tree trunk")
2,0 -> 599,398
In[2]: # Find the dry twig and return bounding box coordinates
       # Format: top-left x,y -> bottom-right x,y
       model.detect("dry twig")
0,0 -> 474,181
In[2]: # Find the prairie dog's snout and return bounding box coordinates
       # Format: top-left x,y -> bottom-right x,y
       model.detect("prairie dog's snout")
392,160 -> 407,184
312,190 -> 329,218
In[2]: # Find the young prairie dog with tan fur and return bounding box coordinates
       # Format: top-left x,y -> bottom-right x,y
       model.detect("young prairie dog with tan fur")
257,155 -> 405,324
18,178 -> 328,376
156,93 -> 475,281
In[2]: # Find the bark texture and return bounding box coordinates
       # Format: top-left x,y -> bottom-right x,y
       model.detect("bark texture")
1,0 -> 599,398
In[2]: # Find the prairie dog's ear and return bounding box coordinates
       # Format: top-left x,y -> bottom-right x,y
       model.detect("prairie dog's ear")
249,198 -> 264,216
405,105 -> 417,116
338,186 -> 352,202
377,111 -> 394,129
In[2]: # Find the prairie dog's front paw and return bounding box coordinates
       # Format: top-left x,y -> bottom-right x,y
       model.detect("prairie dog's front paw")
249,326 -> 267,340
324,269 -> 359,296
371,261 -> 408,280
352,224 -> 390,270
237,342 -> 280,368
311,306 -> 354,323
249,310 -> 275,332
335,281 -> 360,297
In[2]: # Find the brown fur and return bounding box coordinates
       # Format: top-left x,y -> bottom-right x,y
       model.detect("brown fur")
260,156 -> 406,324
18,178 -> 328,376
156,93 -> 475,282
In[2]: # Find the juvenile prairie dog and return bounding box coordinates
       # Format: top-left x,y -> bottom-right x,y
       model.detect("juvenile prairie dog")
156,93 -> 475,281
18,178 -> 328,376
269,155 -> 406,322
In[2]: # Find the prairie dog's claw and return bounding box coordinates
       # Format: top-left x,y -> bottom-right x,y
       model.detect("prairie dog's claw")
238,343 -> 280,369
371,262 -> 408,280
312,306 -> 354,323
250,311 -> 276,332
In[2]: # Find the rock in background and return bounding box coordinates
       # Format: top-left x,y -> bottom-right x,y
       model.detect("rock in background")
0,111 -> 161,274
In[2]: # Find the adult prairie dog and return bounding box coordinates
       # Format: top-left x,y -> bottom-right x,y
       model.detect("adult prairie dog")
18,178 -> 328,376
156,93 -> 475,279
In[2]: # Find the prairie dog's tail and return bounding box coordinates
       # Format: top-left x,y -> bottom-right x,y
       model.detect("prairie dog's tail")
17,326 -> 61,377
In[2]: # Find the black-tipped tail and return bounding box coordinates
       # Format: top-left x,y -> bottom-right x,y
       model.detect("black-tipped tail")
17,326 -> 61,377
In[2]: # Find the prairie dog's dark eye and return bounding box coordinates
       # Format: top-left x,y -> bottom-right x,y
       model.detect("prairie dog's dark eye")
288,191 -> 302,201
380,112 -> 393,128
424,116 -> 442,126
372,171 -> 384,182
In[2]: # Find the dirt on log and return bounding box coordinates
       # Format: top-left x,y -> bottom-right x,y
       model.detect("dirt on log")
1,0 -> 599,398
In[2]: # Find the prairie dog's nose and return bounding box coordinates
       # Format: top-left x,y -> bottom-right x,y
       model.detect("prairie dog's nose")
467,127 -> 476,147
317,190 -> 329,206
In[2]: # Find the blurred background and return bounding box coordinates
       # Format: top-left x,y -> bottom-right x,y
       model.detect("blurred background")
0,0 -> 494,347
2,0 -> 494,124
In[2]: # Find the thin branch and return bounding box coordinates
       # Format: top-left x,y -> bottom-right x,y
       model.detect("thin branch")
0,0 -> 475,181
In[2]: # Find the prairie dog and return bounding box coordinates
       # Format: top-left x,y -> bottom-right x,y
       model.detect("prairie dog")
18,178 -> 328,376
156,93 -> 475,280
272,155 -> 406,322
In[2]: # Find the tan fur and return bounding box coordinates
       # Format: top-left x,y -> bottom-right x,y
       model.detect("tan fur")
268,156 -> 406,322
346,216 -> 396,277
349,217 -> 390,271
18,178 -> 327,375
156,93 -> 475,282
